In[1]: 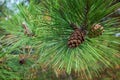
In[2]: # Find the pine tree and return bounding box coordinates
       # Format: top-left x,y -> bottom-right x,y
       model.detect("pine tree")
0,0 -> 120,79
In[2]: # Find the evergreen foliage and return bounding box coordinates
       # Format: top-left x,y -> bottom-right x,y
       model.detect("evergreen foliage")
0,0 -> 120,79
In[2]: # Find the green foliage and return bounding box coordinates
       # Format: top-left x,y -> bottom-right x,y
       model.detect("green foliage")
0,55 -> 120,80
0,3 -> 42,56
36,0 -> 120,76
0,0 -> 120,79
39,0 -> 120,72
0,55 -> 34,80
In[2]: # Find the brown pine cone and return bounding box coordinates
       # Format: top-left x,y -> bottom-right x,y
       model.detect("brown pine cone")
68,28 -> 86,48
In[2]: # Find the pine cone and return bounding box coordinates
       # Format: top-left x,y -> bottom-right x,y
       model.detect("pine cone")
19,59 -> 25,65
88,24 -> 104,38
68,28 -> 86,48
